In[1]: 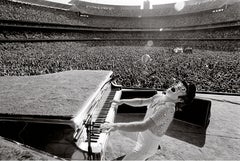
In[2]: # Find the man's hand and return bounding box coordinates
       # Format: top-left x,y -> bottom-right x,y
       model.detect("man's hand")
100,123 -> 118,133
111,99 -> 123,106
110,99 -> 123,113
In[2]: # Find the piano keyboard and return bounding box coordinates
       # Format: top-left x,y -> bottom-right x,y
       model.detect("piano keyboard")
76,89 -> 122,159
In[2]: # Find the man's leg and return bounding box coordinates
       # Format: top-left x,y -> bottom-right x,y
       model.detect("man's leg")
122,131 -> 159,161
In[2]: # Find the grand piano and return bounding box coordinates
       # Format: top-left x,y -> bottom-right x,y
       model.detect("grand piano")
0,70 -> 212,160
0,70 -> 122,160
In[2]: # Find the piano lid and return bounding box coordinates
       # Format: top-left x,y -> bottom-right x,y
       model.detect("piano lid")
0,70 -> 113,122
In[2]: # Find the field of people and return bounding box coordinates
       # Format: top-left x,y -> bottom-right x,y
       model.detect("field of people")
0,42 -> 239,93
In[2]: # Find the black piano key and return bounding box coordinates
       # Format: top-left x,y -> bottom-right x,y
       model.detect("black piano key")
99,111 -> 109,115
97,115 -> 108,118
90,90 -> 117,138
103,104 -> 111,107
95,119 -> 106,122
92,135 -> 99,138
100,109 -> 107,111
91,136 -> 99,139
101,108 -> 110,112
85,140 -> 98,143
91,135 -> 100,137
95,120 -> 106,124
98,115 -> 108,118
101,109 -> 110,111
93,125 -> 101,128
95,122 -> 104,125
92,130 -> 101,133
95,118 -> 106,122
93,128 -> 100,132
98,116 -> 107,119
94,122 -> 105,127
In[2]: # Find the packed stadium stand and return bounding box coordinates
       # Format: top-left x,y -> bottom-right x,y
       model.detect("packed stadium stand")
0,0 -> 239,93
0,0 -> 239,28
12,0 -> 72,10
70,0 -> 238,18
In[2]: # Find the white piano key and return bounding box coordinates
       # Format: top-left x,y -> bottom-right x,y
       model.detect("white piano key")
76,90 -> 122,156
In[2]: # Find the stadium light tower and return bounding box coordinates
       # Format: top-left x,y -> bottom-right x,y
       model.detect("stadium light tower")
143,0 -> 150,9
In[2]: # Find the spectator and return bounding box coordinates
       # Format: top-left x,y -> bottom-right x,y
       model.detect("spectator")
0,42 -> 239,93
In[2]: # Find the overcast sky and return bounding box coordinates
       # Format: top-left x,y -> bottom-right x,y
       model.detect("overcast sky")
48,0 -> 187,5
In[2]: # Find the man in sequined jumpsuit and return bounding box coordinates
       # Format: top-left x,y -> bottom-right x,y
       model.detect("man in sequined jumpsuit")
101,81 -> 196,160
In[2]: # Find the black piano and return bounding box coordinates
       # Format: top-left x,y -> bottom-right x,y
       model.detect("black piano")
0,70 -> 122,160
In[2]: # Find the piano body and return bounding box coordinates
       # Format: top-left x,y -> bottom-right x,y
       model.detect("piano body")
0,70 -> 121,160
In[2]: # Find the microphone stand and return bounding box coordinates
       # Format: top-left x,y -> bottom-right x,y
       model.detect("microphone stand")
84,115 -> 95,160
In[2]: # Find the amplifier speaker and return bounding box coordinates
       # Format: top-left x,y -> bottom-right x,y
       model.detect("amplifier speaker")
174,98 -> 211,129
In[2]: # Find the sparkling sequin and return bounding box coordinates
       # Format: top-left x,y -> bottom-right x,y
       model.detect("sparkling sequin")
144,95 -> 175,137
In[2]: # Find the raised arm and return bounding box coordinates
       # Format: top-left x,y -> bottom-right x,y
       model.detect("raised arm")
112,98 -> 150,107
112,94 -> 157,107
101,118 -> 155,132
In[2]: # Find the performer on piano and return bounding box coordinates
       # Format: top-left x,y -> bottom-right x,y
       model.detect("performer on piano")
101,81 -> 196,160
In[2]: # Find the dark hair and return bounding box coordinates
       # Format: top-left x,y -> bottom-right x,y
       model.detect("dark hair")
181,81 -> 196,103
175,81 -> 196,111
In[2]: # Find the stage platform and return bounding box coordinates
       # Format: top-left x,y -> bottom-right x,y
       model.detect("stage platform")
105,93 -> 240,160
0,70 -> 239,160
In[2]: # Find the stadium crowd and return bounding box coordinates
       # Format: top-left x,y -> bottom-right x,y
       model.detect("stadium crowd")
1,0 -> 240,29
0,0 -> 239,94
1,26 -> 240,40
1,27 -> 239,51
73,0 -> 233,17
0,0 -> 86,26
0,42 -> 239,94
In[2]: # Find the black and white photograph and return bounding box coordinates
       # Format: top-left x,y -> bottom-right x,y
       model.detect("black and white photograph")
0,0 -> 239,160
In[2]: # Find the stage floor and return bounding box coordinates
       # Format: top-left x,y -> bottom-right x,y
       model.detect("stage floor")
105,93 -> 240,160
